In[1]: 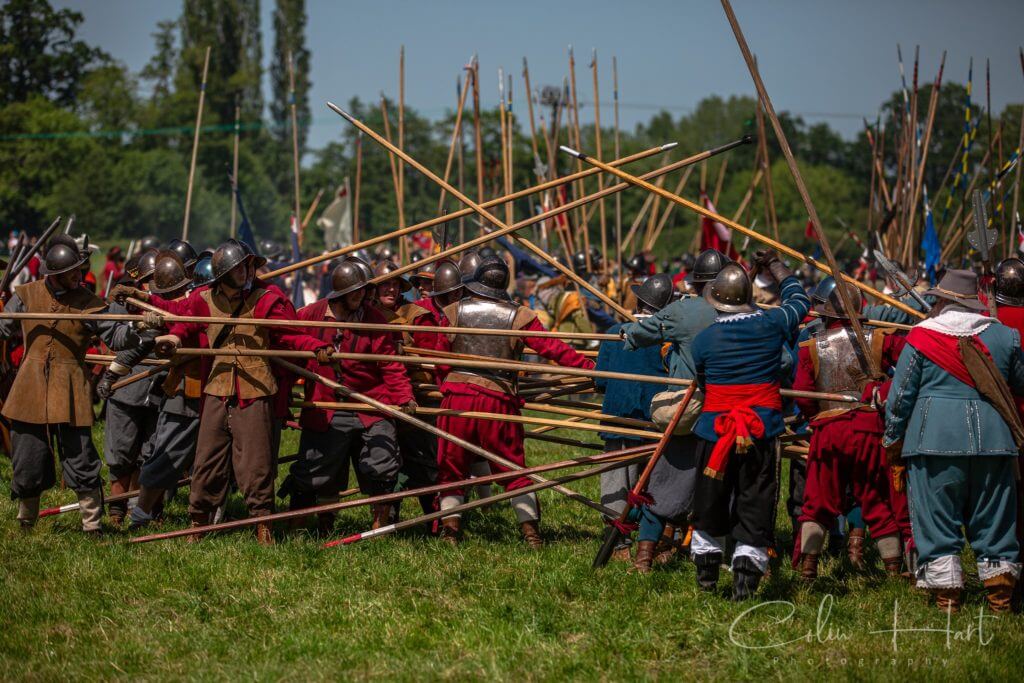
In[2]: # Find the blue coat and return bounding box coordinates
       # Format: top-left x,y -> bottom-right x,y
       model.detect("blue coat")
619,295 -> 717,380
884,322 -> 1024,457
595,322 -> 667,442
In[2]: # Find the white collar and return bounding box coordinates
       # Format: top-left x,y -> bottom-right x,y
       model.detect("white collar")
916,305 -> 992,337
716,310 -> 763,323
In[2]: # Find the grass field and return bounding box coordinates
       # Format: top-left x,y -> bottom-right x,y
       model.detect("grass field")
0,421 -> 1020,681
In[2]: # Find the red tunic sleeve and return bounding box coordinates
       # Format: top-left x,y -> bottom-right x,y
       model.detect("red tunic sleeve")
374,326 -> 414,405
165,289 -> 206,340
260,292 -> 329,353
792,344 -> 819,418
521,317 -> 594,369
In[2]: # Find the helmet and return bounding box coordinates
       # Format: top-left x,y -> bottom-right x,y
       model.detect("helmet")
372,260 -> 412,292
136,249 -> 160,283
571,250 -> 590,274
458,250 -> 483,277
680,253 -> 696,271
703,262 -> 755,313
211,239 -> 251,283
589,245 -> 603,271
345,254 -> 373,281
149,250 -> 191,295
375,245 -> 396,264
686,249 -> 729,284
74,235 -> 99,257
430,259 -> 463,297
465,256 -> 511,301
237,239 -> 267,268
40,236 -> 87,276
478,246 -> 498,260
409,261 -> 437,288
140,236 -> 161,252
995,257 -> 1024,307
167,238 -> 199,268
812,276 -> 864,319
191,251 -> 214,288
258,239 -> 285,262
326,261 -> 369,300
625,254 -> 647,277
631,273 -> 675,312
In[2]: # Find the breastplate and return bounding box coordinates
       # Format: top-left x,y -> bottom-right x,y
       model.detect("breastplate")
813,325 -> 874,411
451,298 -> 520,386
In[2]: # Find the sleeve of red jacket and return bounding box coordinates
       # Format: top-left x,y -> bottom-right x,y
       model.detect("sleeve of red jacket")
411,313 -> 452,380
792,344 -> 819,418
521,317 -> 595,369
375,331 -> 414,405
882,332 -> 907,372
164,290 -> 205,340
264,295 -> 329,352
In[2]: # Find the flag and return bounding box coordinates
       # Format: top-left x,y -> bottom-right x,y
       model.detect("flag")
920,187 -> 941,283
316,180 -> 352,250
232,183 -> 260,256
804,218 -> 816,241
699,192 -> 739,260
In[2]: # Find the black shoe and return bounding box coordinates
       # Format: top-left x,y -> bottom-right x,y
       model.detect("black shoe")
694,552 -> 722,592
732,556 -> 763,601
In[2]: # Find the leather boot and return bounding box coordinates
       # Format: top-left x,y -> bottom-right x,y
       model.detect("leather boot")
107,475 -> 132,527
186,513 -> 209,544
16,497 -> 40,529
439,516 -> 460,546
255,521 -> 274,546
654,524 -> 678,565
630,540 -> 657,574
799,553 -> 820,581
983,574 -> 1016,614
77,488 -> 104,534
931,587 -> 962,613
611,545 -> 633,563
371,503 -> 392,531
694,552 -> 722,592
732,556 -> 763,601
883,557 -> 904,578
520,521 -> 543,549
847,528 -> 866,570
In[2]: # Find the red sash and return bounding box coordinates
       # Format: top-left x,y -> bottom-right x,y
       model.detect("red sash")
701,382 -> 782,480
905,327 -> 993,388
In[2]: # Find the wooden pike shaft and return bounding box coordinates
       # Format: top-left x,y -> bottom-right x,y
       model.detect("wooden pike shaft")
230,104 -> 240,238
522,57 -> 542,177
399,46 -> 406,241
353,133 -> 362,242
905,53 -> 946,255
591,49 -> 608,273
437,68 -> 472,213
559,149 -> 922,318
182,46 -> 211,242
327,102 -> 636,321
568,46 -> 590,247
130,443 -> 655,543
612,55 -> 623,292
298,401 -> 660,440
471,57 -> 485,227
720,0 -> 884,378
379,96 -> 406,244
288,51 -> 302,238
263,143 -> 669,281
275,358 -> 616,517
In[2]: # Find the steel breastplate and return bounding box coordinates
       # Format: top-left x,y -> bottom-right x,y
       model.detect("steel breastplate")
451,298 -> 520,386
812,325 -> 875,411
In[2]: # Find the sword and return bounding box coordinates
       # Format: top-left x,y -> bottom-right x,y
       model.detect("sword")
872,248 -> 932,312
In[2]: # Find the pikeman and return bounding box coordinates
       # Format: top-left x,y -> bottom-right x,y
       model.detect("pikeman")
884,269 -> 1024,613
594,273 -> 674,566
390,258 -> 464,516
279,260 -> 414,531
791,276 -> 911,580
119,238 -> 332,544
616,248 -> 723,571
97,247 -> 162,527
370,260 -> 413,325
106,251 -> 203,529
619,254 -> 648,312
408,261 -> 437,301
0,236 -> 145,533
436,256 -> 595,547
688,252 -> 810,600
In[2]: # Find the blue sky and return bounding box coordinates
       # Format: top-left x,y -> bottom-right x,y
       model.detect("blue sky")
60,0 -> 1024,149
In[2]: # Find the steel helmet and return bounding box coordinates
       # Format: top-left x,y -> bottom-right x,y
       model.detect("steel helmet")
703,262 -> 756,313
631,273 -> 675,312
465,256 -> 511,301
167,238 -> 199,268
995,257 -> 1024,307
430,259 -> 464,297
326,260 -> 370,300
149,250 -> 191,295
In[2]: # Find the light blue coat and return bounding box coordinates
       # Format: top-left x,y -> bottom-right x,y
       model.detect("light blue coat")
619,295 -> 716,380
884,322 -> 1024,457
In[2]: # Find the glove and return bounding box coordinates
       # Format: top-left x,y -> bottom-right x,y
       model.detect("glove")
400,400 -> 418,416
752,249 -> 780,271
96,369 -> 118,400
153,334 -> 181,359
884,439 -> 904,467
109,284 -> 148,305
315,346 -> 333,365
136,311 -> 165,332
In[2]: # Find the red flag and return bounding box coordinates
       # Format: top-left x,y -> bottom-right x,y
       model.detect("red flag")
699,192 -> 740,260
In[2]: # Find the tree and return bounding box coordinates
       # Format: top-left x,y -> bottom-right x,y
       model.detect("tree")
0,0 -> 108,107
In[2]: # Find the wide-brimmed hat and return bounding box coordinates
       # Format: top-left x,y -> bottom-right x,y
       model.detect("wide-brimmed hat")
923,269 -> 987,311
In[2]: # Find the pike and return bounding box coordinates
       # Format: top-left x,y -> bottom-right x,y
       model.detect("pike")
591,48 -> 609,273
558,145 -> 921,319
288,50 -> 303,246
353,131 -> 363,242
326,453 -> 649,548
521,57 -> 547,180
719,0 -> 882,378
274,358 -> 618,517
436,66 -> 472,214
131,442 -> 655,544
182,46 -> 211,242
398,45 -> 406,255
263,142 -> 672,281
872,249 -> 931,312
568,45 -> 590,255
470,55 -> 485,232
593,383 -> 698,568
326,101 -> 636,321
230,103 -> 240,237
498,67 -> 511,227
0,231 -> 25,294
612,55 -> 623,287
5,216 -> 62,291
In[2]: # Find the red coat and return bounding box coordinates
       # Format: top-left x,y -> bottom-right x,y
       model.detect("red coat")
408,296 -> 451,382
295,299 -> 413,431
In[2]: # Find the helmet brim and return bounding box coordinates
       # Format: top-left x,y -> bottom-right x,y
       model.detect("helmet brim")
39,254 -> 88,276
465,281 -> 511,301
703,287 -> 757,314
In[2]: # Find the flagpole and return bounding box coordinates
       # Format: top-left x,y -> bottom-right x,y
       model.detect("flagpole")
230,102 -> 240,239
181,45 -> 210,242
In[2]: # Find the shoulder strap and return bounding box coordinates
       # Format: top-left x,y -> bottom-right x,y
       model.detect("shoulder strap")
959,337 -> 1024,447
210,295 -> 250,350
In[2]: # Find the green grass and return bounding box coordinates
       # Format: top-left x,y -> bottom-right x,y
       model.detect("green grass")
0,423 -> 1020,681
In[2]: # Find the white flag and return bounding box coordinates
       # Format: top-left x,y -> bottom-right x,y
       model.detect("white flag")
317,179 -> 352,250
